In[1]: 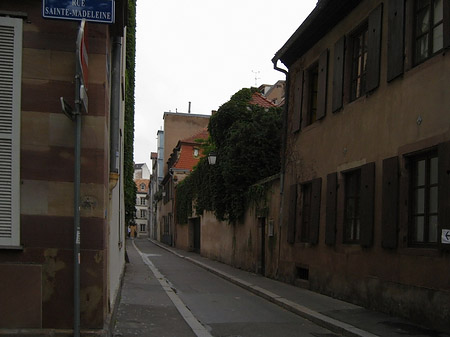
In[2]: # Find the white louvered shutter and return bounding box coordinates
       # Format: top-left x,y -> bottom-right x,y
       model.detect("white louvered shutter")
0,17 -> 22,246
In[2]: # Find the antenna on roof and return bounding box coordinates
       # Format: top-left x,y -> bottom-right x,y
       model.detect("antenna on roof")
252,70 -> 260,86
188,101 -> 191,114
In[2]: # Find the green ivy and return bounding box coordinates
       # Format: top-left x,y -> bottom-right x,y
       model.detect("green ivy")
175,88 -> 282,224
124,0 -> 137,225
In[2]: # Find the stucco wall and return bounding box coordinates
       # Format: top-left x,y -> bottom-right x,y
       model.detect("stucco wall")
280,0 -> 450,331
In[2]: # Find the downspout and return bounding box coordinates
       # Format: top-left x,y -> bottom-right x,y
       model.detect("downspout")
109,36 -> 122,190
273,59 -> 289,278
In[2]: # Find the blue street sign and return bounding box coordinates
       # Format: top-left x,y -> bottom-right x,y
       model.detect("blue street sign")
42,0 -> 115,24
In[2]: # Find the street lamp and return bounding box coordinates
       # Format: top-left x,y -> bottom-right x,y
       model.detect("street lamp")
208,152 -> 217,165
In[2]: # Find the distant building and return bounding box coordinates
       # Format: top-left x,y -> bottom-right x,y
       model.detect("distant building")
259,80 -> 285,106
134,178 -> 149,238
149,152 -> 159,239
134,162 -> 150,179
158,112 -> 210,245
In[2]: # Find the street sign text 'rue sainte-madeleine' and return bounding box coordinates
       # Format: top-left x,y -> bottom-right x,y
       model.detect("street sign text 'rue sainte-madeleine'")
42,0 -> 115,24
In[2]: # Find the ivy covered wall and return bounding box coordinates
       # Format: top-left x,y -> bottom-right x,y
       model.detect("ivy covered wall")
124,0 -> 137,225
176,88 -> 282,224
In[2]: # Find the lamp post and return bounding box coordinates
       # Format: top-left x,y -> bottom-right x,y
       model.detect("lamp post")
208,152 -> 217,165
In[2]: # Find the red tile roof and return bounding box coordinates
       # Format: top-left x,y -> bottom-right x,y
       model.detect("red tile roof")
249,92 -> 277,108
172,129 -> 209,171
135,179 -> 149,193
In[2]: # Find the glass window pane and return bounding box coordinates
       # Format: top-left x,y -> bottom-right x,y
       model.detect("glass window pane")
416,35 -> 429,61
418,0 -> 431,10
415,216 -> 425,242
416,188 -> 425,213
434,0 -> 443,23
416,8 -> 430,35
430,156 -> 438,184
429,215 -> 438,242
433,24 -> 443,52
346,198 -> 356,217
416,159 -> 426,186
429,186 -> 438,213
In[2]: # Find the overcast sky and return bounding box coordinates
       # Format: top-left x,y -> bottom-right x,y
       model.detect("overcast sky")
133,0 -> 317,168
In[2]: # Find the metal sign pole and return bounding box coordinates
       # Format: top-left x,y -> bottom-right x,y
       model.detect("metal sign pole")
73,19 -> 85,337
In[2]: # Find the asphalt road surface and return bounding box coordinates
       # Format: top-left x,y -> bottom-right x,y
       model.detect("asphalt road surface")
131,239 -> 340,337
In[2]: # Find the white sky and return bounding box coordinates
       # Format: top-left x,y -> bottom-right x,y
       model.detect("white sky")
133,0 -> 317,168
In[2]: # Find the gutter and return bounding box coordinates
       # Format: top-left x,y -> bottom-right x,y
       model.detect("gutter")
272,59 -> 289,278
110,36 -> 122,176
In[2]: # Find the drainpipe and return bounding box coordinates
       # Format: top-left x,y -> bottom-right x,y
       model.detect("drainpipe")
272,59 -> 289,278
109,36 -> 121,189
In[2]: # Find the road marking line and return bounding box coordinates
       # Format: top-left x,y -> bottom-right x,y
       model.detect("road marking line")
132,240 -> 212,337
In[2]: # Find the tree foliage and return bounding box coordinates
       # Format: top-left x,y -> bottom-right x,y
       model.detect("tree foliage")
176,88 -> 282,224
124,0 -> 137,225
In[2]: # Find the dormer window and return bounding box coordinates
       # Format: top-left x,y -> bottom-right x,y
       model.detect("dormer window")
140,183 -> 145,191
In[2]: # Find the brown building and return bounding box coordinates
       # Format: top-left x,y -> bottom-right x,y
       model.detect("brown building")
0,1 -> 128,335
272,0 -> 450,331
159,112 -> 210,245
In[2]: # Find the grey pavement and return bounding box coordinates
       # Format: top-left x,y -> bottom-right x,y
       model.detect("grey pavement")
112,238 -> 196,337
113,238 -> 450,337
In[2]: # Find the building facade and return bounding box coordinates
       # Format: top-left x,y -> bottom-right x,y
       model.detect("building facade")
158,112 -> 210,245
134,178 -> 149,238
273,0 -> 450,331
0,1 -> 128,334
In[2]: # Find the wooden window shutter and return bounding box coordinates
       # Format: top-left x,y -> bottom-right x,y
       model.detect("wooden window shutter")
287,184 -> 297,244
325,172 -> 337,245
0,17 -> 22,247
438,141 -> 450,251
309,178 -> 322,244
301,70 -> 310,130
332,37 -> 345,113
387,0 -> 405,82
316,50 -> 328,120
444,0 -> 450,48
292,72 -> 303,133
360,162 -> 375,247
382,157 -> 399,249
366,4 -> 383,93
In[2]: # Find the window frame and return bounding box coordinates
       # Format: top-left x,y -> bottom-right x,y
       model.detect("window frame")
408,149 -> 439,247
414,0 -> 444,65
349,23 -> 369,101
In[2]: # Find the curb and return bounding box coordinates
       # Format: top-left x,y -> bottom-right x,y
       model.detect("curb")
148,239 -> 379,337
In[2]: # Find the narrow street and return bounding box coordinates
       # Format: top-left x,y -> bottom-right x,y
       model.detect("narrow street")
113,238 -> 339,337
113,239 -> 450,337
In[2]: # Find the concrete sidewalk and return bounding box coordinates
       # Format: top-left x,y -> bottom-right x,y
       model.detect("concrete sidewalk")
150,239 -> 449,337
112,238 -> 197,337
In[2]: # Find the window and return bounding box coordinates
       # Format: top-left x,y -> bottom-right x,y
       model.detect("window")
140,183 -> 146,191
193,148 -> 199,157
344,170 -> 361,243
414,0 -> 444,64
409,151 -> 438,245
140,197 -> 146,205
295,178 -> 321,244
140,209 -> 147,219
300,183 -> 312,242
140,223 -> 146,232
350,24 -> 368,101
0,17 -> 22,247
